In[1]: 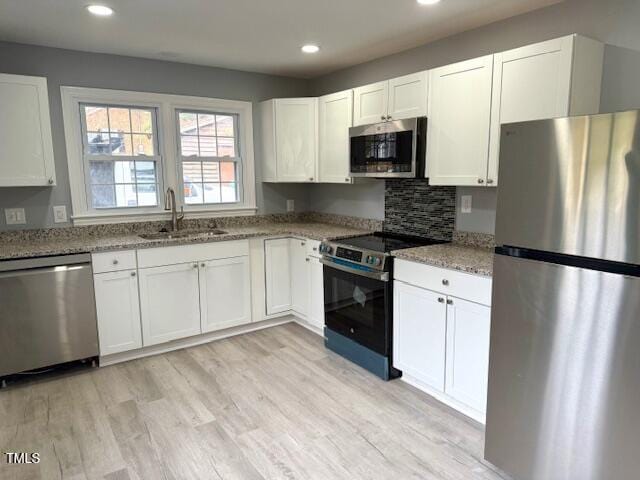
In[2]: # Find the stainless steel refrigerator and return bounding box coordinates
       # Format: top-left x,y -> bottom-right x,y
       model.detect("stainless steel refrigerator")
485,110 -> 640,480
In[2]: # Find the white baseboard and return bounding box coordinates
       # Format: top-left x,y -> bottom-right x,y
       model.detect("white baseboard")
291,314 -> 324,337
100,316 -> 295,366
400,373 -> 486,425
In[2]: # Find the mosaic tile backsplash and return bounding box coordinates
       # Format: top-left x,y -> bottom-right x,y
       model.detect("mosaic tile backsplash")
383,179 -> 456,241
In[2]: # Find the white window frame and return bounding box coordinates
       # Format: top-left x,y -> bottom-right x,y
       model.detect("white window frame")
61,86 -> 256,225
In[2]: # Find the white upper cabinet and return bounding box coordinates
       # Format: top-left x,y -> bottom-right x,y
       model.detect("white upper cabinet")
353,72 -> 427,126
318,90 -> 353,184
487,34 -> 604,185
353,81 -> 388,126
427,55 -> 494,186
261,98 -> 318,183
0,73 -> 56,187
388,72 -> 429,121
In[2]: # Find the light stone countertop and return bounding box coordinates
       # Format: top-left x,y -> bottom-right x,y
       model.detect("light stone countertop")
0,222 -> 372,261
392,243 -> 494,277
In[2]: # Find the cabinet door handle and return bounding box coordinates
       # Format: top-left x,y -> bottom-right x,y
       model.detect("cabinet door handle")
487,179 -> 494,185
345,178 -> 350,183
309,177 -> 314,181
112,259 -> 119,265
301,241 -> 306,246
387,115 -> 392,120
130,271 -> 136,277
446,299 -> 453,305
478,178 -> 485,184
201,263 -> 206,267
381,115 -> 386,121
305,258 -> 310,262
313,247 -> 318,251
48,178 -> 54,185
442,279 -> 449,286
437,297 -> 445,303
193,263 -> 198,269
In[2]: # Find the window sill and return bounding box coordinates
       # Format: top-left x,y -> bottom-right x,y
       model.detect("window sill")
72,205 -> 258,226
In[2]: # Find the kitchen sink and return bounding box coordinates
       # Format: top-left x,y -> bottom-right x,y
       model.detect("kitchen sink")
139,228 -> 227,240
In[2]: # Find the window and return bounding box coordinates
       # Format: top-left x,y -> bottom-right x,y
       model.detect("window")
177,111 -> 240,205
61,87 -> 256,224
81,104 -> 161,209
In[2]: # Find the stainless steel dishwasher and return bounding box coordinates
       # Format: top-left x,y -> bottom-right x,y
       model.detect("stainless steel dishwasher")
0,253 -> 99,381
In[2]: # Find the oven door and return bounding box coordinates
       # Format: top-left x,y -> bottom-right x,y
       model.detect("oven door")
349,118 -> 424,178
322,258 -> 391,355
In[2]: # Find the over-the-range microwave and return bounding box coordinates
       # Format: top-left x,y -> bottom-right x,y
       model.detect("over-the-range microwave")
349,117 -> 426,178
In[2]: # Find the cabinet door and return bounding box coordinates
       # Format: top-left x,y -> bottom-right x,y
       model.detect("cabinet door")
427,56 -> 493,186
388,72 -> 428,121
0,74 -> 55,186
445,297 -> 491,414
318,90 -> 353,183
275,98 -> 318,182
93,270 -> 142,355
264,238 -> 292,315
290,238 -> 309,317
307,255 -> 325,330
487,37 -> 574,186
138,262 -> 201,346
353,81 -> 388,126
393,281 -> 447,391
199,256 -> 251,333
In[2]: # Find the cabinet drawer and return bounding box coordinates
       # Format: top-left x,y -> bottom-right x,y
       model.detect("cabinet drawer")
92,250 -> 137,273
394,259 -> 492,306
137,240 -> 249,268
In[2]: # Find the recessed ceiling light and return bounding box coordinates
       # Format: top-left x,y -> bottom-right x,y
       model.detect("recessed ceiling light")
301,44 -> 320,54
417,0 -> 441,5
86,5 -> 114,16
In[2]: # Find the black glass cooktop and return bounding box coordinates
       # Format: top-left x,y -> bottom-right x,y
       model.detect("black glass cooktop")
338,232 -> 447,253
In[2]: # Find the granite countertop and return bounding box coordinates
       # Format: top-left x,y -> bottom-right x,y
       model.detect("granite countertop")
0,222 -> 372,261
392,237 -> 494,277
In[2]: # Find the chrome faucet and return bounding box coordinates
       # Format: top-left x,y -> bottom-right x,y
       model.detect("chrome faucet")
164,187 -> 184,231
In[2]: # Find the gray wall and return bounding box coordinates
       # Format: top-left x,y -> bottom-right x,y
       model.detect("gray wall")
0,41 -> 311,230
309,0 -> 640,233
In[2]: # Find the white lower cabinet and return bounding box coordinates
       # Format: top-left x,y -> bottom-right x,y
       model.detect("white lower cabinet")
138,262 -> 202,346
306,254 -> 325,329
393,262 -> 492,422
93,269 -> 142,355
290,238 -> 309,317
199,256 -> 251,333
265,238 -> 293,315
445,297 -> 491,414
393,281 -> 447,391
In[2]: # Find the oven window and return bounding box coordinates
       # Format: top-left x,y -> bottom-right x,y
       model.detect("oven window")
350,130 -> 414,173
323,264 -> 390,355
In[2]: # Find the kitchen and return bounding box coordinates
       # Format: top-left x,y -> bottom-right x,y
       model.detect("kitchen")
1,0 -> 639,479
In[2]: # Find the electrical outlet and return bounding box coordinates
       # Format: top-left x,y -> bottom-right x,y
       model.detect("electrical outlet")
461,195 -> 472,214
5,208 -> 26,225
53,205 -> 68,223
286,199 -> 295,212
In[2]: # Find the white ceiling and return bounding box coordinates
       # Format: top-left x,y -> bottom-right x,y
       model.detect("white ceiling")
0,0 -> 561,78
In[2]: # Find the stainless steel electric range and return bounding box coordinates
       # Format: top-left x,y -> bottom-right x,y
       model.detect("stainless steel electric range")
319,232 -> 446,380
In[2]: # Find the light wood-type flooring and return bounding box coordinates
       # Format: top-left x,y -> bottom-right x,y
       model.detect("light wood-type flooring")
0,323 -> 507,480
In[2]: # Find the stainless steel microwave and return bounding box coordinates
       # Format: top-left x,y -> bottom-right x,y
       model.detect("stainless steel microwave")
349,117 -> 426,178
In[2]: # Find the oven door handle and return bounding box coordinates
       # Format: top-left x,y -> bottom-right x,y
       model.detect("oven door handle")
320,257 -> 390,282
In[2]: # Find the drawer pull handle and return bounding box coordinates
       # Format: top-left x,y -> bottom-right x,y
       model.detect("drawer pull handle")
442,279 -> 449,286
438,297 -> 445,303
112,259 -> 119,265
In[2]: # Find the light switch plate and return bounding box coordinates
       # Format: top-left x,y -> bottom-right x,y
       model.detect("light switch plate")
461,195 -> 472,214
286,199 -> 295,212
5,208 -> 26,225
53,205 -> 68,223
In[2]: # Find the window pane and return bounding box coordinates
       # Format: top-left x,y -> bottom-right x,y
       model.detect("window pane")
131,109 -> 152,133
217,137 -> 235,157
132,133 -> 154,155
203,183 -> 221,203
113,161 -> 135,183
198,114 -> 215,135
91,185 -> 115,208
84,106 -> 108,131
110,133 -> 133,155
216,115 -> 234,137
220,162 -> 235,182
180,136 -> 199,156
89,160 -> 115,184
184,182 -> 203,204
183,161 -> 203,183
115,184 -> 138,207
202,162 -> 220,182
86,132 -> 111,154
199,136 -> 217,156
221,183 -> 237,203
136,183 -> 157,206
108,108 -> 131,133
179,112 -> 198,134
134,161 -> 156,183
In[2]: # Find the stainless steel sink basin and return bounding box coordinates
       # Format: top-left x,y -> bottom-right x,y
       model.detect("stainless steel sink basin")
139,229 -> 227,240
